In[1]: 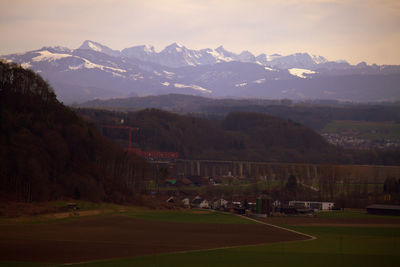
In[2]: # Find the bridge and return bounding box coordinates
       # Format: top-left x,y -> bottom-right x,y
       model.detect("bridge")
149,158 -> 400,184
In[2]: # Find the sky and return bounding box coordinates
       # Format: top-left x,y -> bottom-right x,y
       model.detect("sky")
1,0 -> 400,65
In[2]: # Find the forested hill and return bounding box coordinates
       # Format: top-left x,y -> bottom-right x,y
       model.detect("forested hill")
79,108 -> 345,163
78,108 -> 400,165
0,62 -> 148,202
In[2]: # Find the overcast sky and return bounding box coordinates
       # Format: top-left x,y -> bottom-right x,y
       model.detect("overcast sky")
1,0 -> 399,64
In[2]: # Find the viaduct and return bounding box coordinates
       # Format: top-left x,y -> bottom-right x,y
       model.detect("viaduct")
150,159 -> 400,184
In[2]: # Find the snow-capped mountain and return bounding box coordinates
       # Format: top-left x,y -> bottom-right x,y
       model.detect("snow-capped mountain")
119,43 -> 259,68
78,41 -> 329,69
121,45 -> 156,62
266,53 -> 327,69
2,40 -> 400,104
157,42 -> 200,67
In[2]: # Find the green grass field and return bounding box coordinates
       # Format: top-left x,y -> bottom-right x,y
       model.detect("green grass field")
1,209 -> 399,267
68,224 -> 400,267
315,209 -> 400,219
322,120 -> 400,140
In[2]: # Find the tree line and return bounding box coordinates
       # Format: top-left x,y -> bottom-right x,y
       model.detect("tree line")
79,93 -> 400,131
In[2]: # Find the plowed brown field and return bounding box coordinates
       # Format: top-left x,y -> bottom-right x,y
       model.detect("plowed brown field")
0,214 -> 308,264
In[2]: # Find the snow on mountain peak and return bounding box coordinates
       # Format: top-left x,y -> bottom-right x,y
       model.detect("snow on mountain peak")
240,50 -> 252,55
214,46 -> 236,62
174,42 -> 183,48
311,54 -> 328,64
215,45 -> 229,54
143,45 -> 155,53
166,42 -> 182,48
32,50 -> 72,62
288,68 -> 316,78
121,45 -> 156,60
292,53 -> 313,61
164,42 -> 185,53
335,59 -> 350,64
88,41 -> 102,52
42,46 -> 72,53
79,40 -> 102,51
78,40 -> 120,57
266,53 -> 318,69
237,50 -> 256,63
174,83 -> 212,93
267,54 -> 282,61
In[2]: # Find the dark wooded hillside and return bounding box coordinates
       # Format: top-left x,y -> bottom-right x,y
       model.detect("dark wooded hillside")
0,62 -> 149,202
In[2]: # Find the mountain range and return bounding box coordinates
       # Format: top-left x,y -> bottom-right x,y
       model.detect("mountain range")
2,40 -> 400,103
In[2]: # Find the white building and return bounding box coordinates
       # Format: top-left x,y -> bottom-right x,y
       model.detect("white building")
181,198 -> 190,208
289,201 -> 335,211
199,199 -> 210,209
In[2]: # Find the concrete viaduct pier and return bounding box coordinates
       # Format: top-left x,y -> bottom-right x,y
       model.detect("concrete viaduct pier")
165,159 -> 400,184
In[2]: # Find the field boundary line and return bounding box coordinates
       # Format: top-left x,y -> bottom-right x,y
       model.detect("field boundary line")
212,209 -> 317,240
237,215 -> 317,240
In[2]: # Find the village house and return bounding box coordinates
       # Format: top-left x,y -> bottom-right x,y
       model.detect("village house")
199,199 -> 210,209
165,196 -> 175,203
212,198 -> 229,210
181,197 -> 190,208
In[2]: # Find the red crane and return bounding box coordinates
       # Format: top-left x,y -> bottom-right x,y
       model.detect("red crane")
102,125 -> 138,150
102,125 -> 179,159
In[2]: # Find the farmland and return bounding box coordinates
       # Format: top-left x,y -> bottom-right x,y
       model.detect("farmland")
1,208 -> 399,266
0,208 -> 307,265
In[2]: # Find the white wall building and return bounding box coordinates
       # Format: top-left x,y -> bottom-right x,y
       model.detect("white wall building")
289,201 -> 335,211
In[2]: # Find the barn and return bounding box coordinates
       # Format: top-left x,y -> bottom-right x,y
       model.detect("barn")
366,204 -> 400,216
